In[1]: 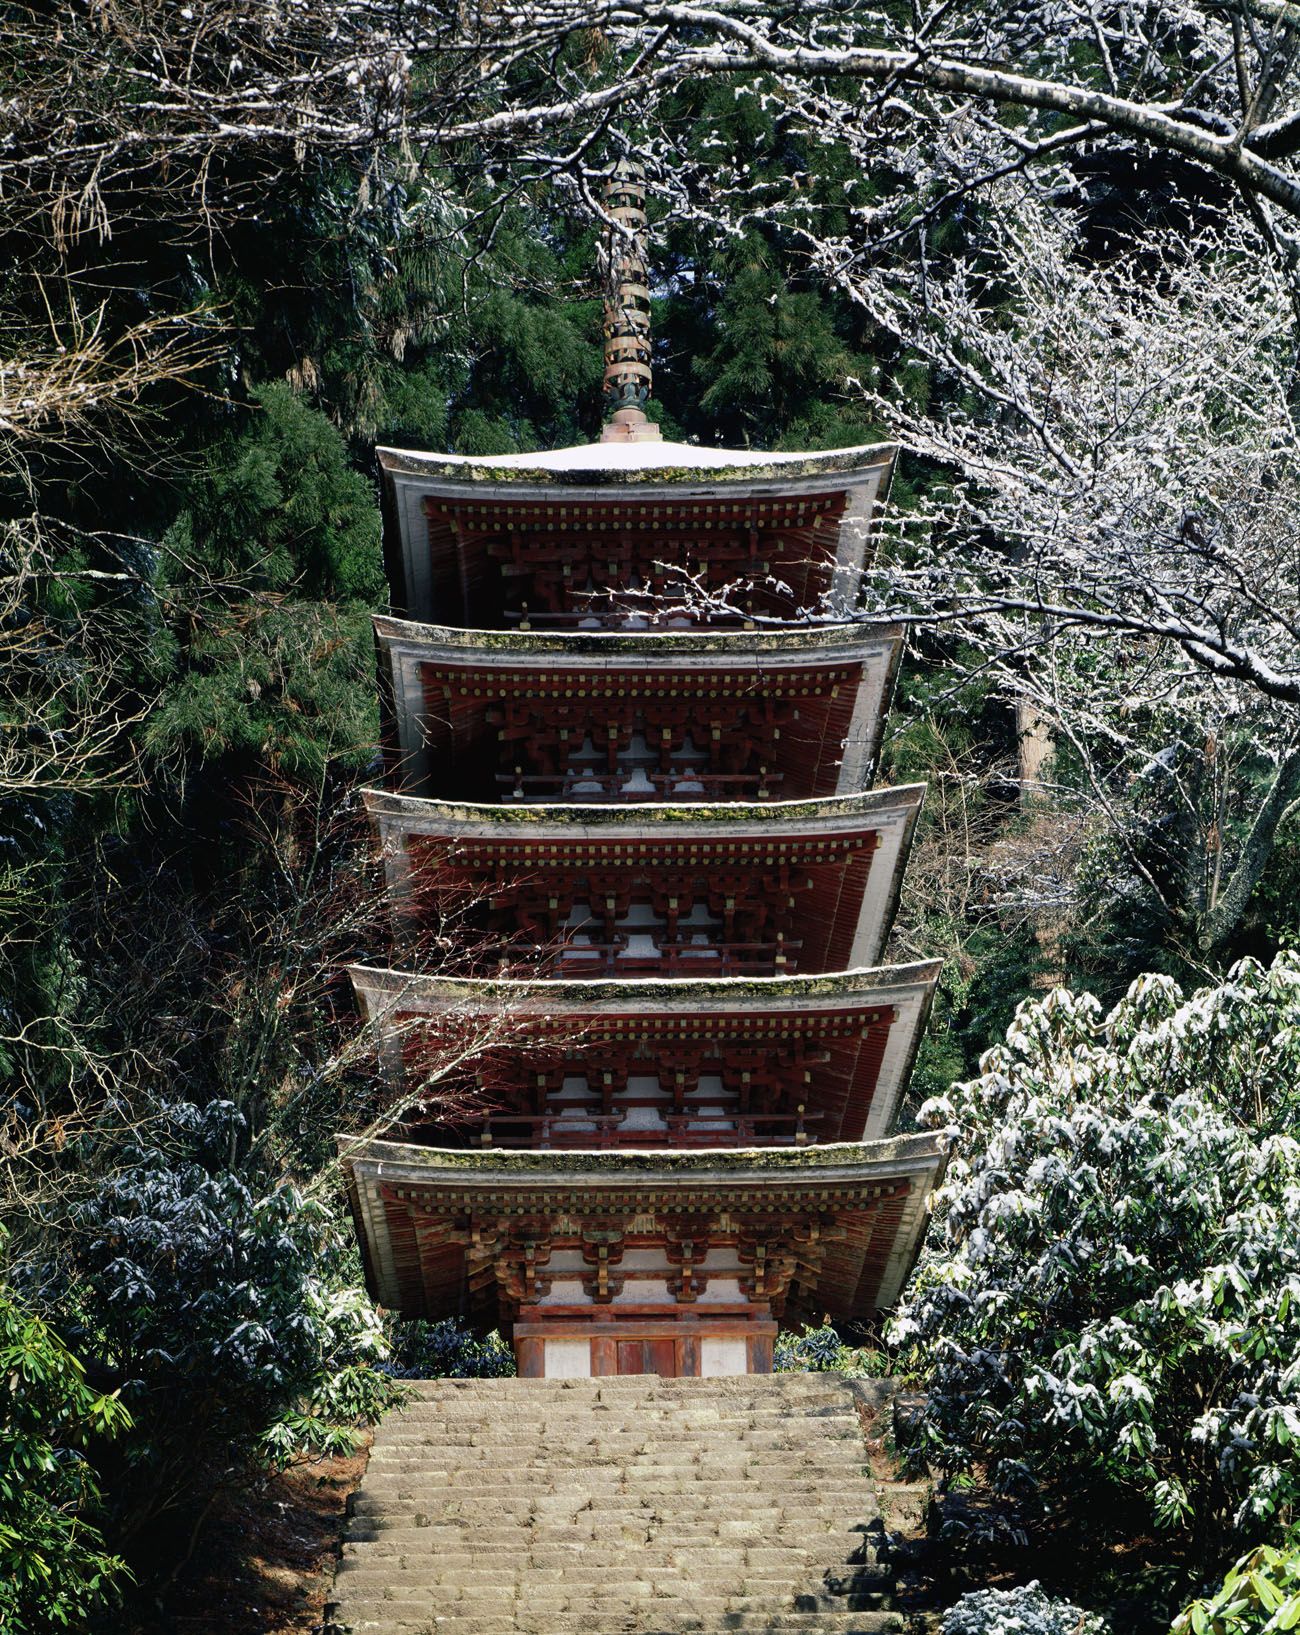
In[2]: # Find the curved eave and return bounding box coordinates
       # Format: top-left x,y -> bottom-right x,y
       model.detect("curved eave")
373,613 -> 902,661
337,1130 -> 944,1181
341,1128 -> 945,1315
348,959 -> 942,1016
367,788 -> 924,972
377,440 -> 897,494
362,784 -> 925,832
376,615 -> 904,801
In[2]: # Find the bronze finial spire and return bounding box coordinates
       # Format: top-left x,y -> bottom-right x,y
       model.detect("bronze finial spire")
600,159 -> 660,444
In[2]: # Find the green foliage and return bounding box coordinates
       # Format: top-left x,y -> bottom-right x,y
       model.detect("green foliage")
388,1318 -> 517,1379
774,1324 -> 889,1377
443,285 -> 603,454
892,953 -> 1300,1584
1173,1539 -> 1300,1635
58,1103 -> 396,1546
144,599 -> 377,777
693,246 -> 878,448
169,383 -> 383,603
139,384 -> 382,779
0,1275 -> 131,1632
1247,821 -> 1300,954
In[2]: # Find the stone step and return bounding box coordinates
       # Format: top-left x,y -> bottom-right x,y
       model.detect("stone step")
330,1375 -> 903,1635
335,1551 -> 891,1573
364,1454 -> 867,1474
377,1420 -> 861,1438
331,1586 -> 894,1614
342,1532 -> 882,1555
372,1437 -> 861,1450
370,1431 -> 864,1448
384,1409 -> 858,1420
342,1521 -> 884,1546
337,1571 -> 886,1591
346,1507 -> 882,1530
348,1492 -> 878,1515
351,1481 -> 872,1501
334,1615 -> 903,1635
359,1476 -> 868,1493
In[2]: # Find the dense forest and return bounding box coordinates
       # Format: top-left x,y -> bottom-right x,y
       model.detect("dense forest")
3,2 -> 1300,1632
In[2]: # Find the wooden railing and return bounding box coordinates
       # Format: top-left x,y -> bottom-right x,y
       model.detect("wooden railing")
495,770 -> 782,802
472,1110 -> 822,1149
503,605 -> 718,631
551,940 -> 800,977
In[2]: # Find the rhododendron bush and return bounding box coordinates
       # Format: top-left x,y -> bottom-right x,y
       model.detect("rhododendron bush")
941,1582 -> 1110,1635
890,952 -> 1300,1562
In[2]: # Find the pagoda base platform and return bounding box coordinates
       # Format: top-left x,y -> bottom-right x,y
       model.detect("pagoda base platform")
514,1309 -> 778,1377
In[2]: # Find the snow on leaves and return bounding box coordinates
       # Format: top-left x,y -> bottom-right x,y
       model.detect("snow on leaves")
890,951 -> 1300,1553
941,1581 -> 1110,1635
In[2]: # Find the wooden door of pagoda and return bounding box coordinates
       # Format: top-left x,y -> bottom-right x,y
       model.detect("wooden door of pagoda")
615,1337 -> 679,1376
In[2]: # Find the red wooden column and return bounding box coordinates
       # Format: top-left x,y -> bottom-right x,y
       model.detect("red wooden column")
516,1336 -> 545,1378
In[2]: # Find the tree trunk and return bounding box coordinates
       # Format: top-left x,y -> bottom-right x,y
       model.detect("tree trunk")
1200,745 -> 1300,951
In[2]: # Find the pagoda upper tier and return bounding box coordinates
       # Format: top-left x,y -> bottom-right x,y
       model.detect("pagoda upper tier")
378,440 -> 896,629
365,788 -> 923,977
348,964 -> 940,1150
376,619 -> 901,801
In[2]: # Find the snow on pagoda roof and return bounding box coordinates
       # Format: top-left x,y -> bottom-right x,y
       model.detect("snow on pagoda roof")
377,437 -> 896,488
372,613 -> 902,657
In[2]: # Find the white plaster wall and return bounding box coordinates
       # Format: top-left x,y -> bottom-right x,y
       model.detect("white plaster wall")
543,1338 -> 593,1378
614,1279 -> 671,1303
700,1337 -> 749,1376
538,1278 -> 587,1305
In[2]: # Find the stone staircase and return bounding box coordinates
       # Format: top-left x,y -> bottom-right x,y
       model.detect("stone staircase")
327,1374 -> 906,1635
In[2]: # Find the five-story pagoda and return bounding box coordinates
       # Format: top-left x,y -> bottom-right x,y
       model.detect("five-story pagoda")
341,170 -> 945,1378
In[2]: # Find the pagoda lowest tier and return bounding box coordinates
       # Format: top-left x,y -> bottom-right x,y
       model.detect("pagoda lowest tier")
340,1133 -> 943,1377
378,440 -> 896,630
348,965 -> 940,1151
365,788 -> 924,978
375,617 -> 901,802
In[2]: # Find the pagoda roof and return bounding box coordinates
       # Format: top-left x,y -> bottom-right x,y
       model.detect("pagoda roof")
363,784 -> 923,830
373,613 -> 901,661
350,960 -> 940,1145
349,958 -> 942,1013
366,787 -> 923,973
377,617 -> 903,802
339,1129 -> 946,1318
378,442 -> 897,625
351,963 -> 938,1146
378,438 -> 895,490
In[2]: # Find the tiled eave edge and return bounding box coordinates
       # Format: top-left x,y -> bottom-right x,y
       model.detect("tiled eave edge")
372,613 -> 902,660
377,442 -> 897,494
361,784 -> 925,831
341,1128 -> 946,1311
350,960 -> 939,1147
347,958 -> 942,1015
337,1130 -> 945,1182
